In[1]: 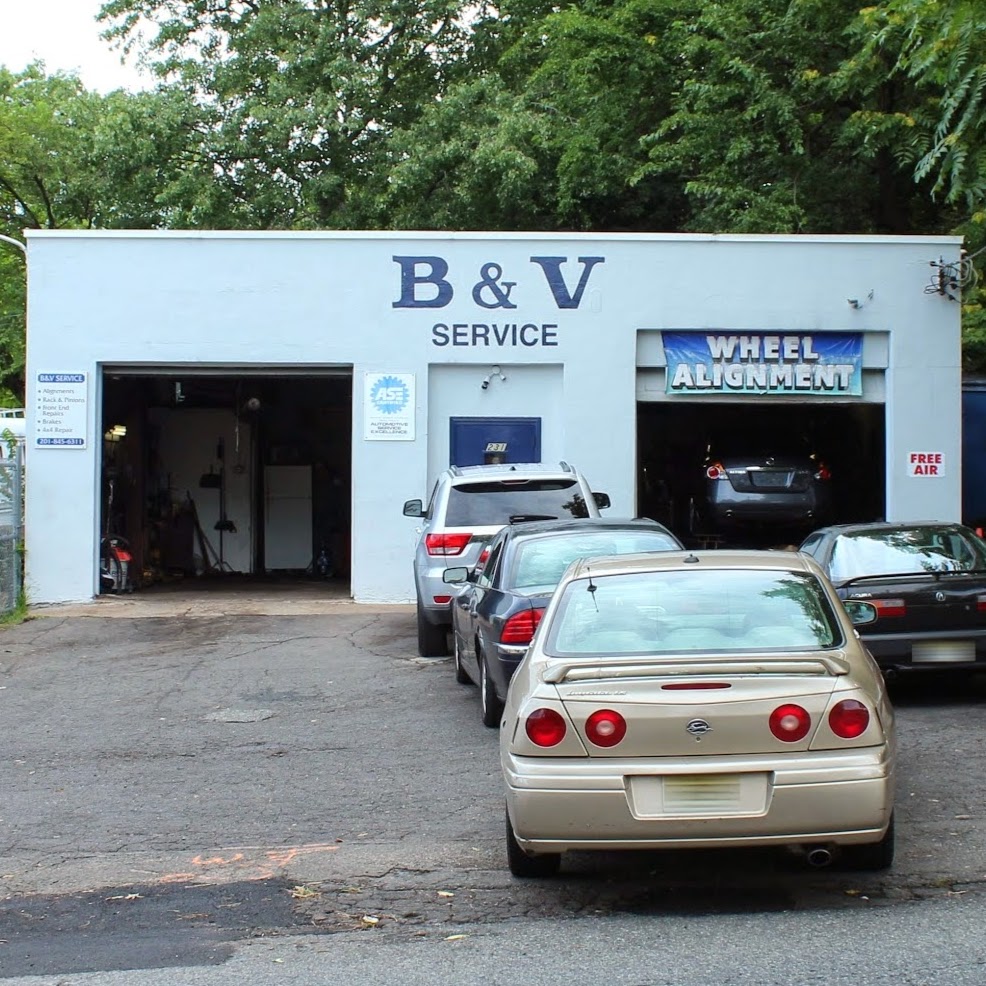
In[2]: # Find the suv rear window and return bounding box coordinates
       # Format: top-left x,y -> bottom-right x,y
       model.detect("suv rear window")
445,480 -> 591,525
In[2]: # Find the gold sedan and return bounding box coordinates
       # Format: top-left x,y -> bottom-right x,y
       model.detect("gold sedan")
501,550 -> 896,877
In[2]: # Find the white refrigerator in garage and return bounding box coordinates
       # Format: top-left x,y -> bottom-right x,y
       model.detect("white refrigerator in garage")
264,465 -> 313,571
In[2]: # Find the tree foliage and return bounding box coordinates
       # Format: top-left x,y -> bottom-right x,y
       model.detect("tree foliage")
383,0 -> 689,230
0,65 -> 205,400
846,0 -> 986,211
98,0 -> 492,226
2,0 -> 986,396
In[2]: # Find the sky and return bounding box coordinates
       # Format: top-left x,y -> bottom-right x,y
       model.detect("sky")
0,0 -> 151,92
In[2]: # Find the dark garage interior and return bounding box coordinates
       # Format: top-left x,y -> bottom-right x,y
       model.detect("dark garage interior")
100,372 -> 352,591
636,400 -> 886,546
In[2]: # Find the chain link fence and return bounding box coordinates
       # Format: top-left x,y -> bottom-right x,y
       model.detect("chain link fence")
0,442 -> 24,615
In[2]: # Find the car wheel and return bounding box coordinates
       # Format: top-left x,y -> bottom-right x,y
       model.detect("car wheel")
416,603 -> 449,658
452,628 -> 471,685
505,807 -> 561,878
479,652 -> 504,728
840,813 -> 895,871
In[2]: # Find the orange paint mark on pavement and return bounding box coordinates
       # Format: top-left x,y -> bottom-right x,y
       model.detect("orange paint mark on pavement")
158,843 -> 339,885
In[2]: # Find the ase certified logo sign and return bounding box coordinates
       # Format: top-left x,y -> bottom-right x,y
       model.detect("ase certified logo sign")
369,375 -> 410,415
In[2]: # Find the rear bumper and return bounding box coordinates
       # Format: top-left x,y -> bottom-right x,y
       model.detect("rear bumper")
704,487 -> 829,526
504,746 -> 894,852
416,564 -> 460,625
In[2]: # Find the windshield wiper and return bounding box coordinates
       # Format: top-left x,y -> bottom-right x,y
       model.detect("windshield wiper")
509,514 -> 557,523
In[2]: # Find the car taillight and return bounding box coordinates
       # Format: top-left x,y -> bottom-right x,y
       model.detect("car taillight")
814,463 -> 832,481
475,547 -> 490,570
828,699 -> 870,739
526,708 -> 567,747
501,608 -> 544,644
769,704 -> 811,742
585,709 -> 627,748
432,595 -> 451,605
706,462 -> 727,480
978,594 -> 986,613
425,533 -> 472,556
872,598 -> 906,618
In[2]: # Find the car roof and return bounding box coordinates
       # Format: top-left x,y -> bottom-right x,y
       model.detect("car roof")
502,517 -> 677,539
566,548 -> 813,579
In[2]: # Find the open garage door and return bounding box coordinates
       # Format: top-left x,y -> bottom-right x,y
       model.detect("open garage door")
637,401 -> 885,547
100,368 -> 352,593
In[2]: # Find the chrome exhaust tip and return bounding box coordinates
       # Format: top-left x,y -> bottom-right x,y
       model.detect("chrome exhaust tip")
806,847 -> 834,868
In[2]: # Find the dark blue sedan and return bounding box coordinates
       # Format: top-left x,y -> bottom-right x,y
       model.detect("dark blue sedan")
444,517 -> 683,726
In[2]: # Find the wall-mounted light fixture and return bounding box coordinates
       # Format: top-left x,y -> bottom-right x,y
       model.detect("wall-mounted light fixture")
103,424 -> 127,442
481,364 -> 508,390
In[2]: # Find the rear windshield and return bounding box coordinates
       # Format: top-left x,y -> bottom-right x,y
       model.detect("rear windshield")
444,480 -> 590,526
829,527 -> 986,581
509,531 -> 681,592
545,568 -> 842,656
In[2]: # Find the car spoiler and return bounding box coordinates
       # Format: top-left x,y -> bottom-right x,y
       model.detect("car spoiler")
839,567 -> 986,587
541,655 -> 850,684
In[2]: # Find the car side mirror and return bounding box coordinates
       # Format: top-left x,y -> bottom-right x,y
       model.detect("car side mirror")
403,499 -> 424,518
443,567 -> 469,584
843,600 -> 878,626
593,491 -> 611,510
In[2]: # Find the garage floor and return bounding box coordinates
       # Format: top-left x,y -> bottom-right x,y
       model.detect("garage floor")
31,579 -> 412,618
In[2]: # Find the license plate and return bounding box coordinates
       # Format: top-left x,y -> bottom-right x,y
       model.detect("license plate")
628,773 -> 769,818
912,640 -> 976,663
751,470 -> 790,488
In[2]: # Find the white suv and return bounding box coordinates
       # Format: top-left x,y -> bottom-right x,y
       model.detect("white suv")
403,462 -> 610,656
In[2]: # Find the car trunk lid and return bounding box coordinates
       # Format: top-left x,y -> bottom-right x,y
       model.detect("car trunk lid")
840,573 -> 986,633
719,456 -> 814,494
545,656 -> 844,757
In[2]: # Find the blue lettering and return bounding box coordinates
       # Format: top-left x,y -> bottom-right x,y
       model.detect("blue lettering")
529,256 -> 605,309
392,256 -> 454,308
428,322 -> 562,347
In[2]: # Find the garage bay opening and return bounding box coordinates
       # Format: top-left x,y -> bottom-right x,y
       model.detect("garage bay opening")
636,401 -> 886,548
99,370 -> 352,593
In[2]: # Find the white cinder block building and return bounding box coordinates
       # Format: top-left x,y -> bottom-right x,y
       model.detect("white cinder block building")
22,230 -> 963,604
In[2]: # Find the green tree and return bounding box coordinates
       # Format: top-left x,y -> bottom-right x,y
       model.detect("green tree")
637,0 -> 955,233
0,65 -> 206,400
0,245 -> 25,406
383,0 -> 689,231
99,0 -> 488,227
845,0 -> 986,212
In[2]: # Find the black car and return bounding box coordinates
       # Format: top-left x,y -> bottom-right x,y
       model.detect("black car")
444,517 -> 683,726
799,521 -> 986,673
691,438 -> 832,536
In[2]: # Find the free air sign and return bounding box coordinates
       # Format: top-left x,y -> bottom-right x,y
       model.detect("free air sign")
907,452 -> 944,477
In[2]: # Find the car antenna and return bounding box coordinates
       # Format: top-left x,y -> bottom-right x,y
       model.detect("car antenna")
585,566 -> 599,610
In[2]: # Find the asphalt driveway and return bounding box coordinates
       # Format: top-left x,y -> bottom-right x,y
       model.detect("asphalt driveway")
1,595 -> 985,978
